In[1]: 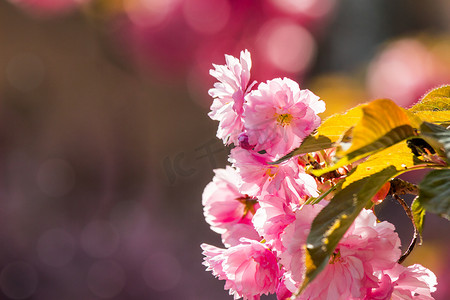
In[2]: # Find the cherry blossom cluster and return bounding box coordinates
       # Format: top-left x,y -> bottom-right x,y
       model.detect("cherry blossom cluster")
201,50 -> 438,300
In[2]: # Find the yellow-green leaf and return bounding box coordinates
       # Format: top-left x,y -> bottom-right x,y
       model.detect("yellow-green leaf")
271,105 -> 363,164
409,85 -> 450,126
342,142 -> 427,189
409,85 -> 450,112
338,99 -> 415,158
411,197 -> 425,244
412,111 -> 450,127
311,104 -> 363,145
313,99 -> 417,176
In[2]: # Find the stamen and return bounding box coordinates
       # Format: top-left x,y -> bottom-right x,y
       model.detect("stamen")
329,250 -> 341,264
236,196 -> 258,216
276,113 -> 293,126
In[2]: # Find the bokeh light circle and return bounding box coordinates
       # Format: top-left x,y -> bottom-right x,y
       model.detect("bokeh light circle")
257,19 -> 316,74
269,0 -> 337,19
367,39 -> 435,107
182,0 -> 230,35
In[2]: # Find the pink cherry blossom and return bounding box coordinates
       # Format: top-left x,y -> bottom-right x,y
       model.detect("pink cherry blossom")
279,204 -> 324,287
252,195 -> 296,251
281,209 -> 401,299
364,273 -> 394,300
209,49 -> 254,145
221,223 -> 261,248
201,243 -> 227,281
203,166 -> 259,234
365,263 -> 437,300
341,209 -> 401,272
201,49 -> 441,300
390,264 -> 437,300
201,239 -> 280,300
276,276 -> 294,300
229,147 -> 318,201
243,77 -> 325,156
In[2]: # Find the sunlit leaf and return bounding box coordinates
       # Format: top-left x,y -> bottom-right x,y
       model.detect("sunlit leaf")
298,167 -> 398,294
417,169 -> 450,220
409,85 -> 450,112
412,111 -> 450,127
338,99 -> 415,158
313,99 -> 417,176
309,104 -> 363,146
342,142 -> 428,189
409,85 -> 450,127
411,197 -> 425,244
271,105 -> 363,164
277,87 -> 450,165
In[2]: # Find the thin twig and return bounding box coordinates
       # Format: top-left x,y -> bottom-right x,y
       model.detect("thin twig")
393,194 -> 418,264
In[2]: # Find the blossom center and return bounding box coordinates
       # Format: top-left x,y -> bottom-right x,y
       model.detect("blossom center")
265,166 -> 278,180
276,113 -> 293,127
329,250 -> 341,264
237,195 -> 258,216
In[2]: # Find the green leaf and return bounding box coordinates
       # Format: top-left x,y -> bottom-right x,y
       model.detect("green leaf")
417,169 -> 450,220
298,166 -> 398,295
271,105 -> 363,164
313,99 -> 417,176
411,197 -> 425,244
420,122 -> 450,163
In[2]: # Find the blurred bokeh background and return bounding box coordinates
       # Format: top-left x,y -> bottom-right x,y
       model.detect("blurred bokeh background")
0,0 -> 449,299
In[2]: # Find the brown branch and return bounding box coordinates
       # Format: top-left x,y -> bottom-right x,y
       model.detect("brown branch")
393,194 -> 418,264
389,178 -> 419,196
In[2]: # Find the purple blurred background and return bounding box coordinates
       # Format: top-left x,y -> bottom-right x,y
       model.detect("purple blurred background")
0,0 -> 449,299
